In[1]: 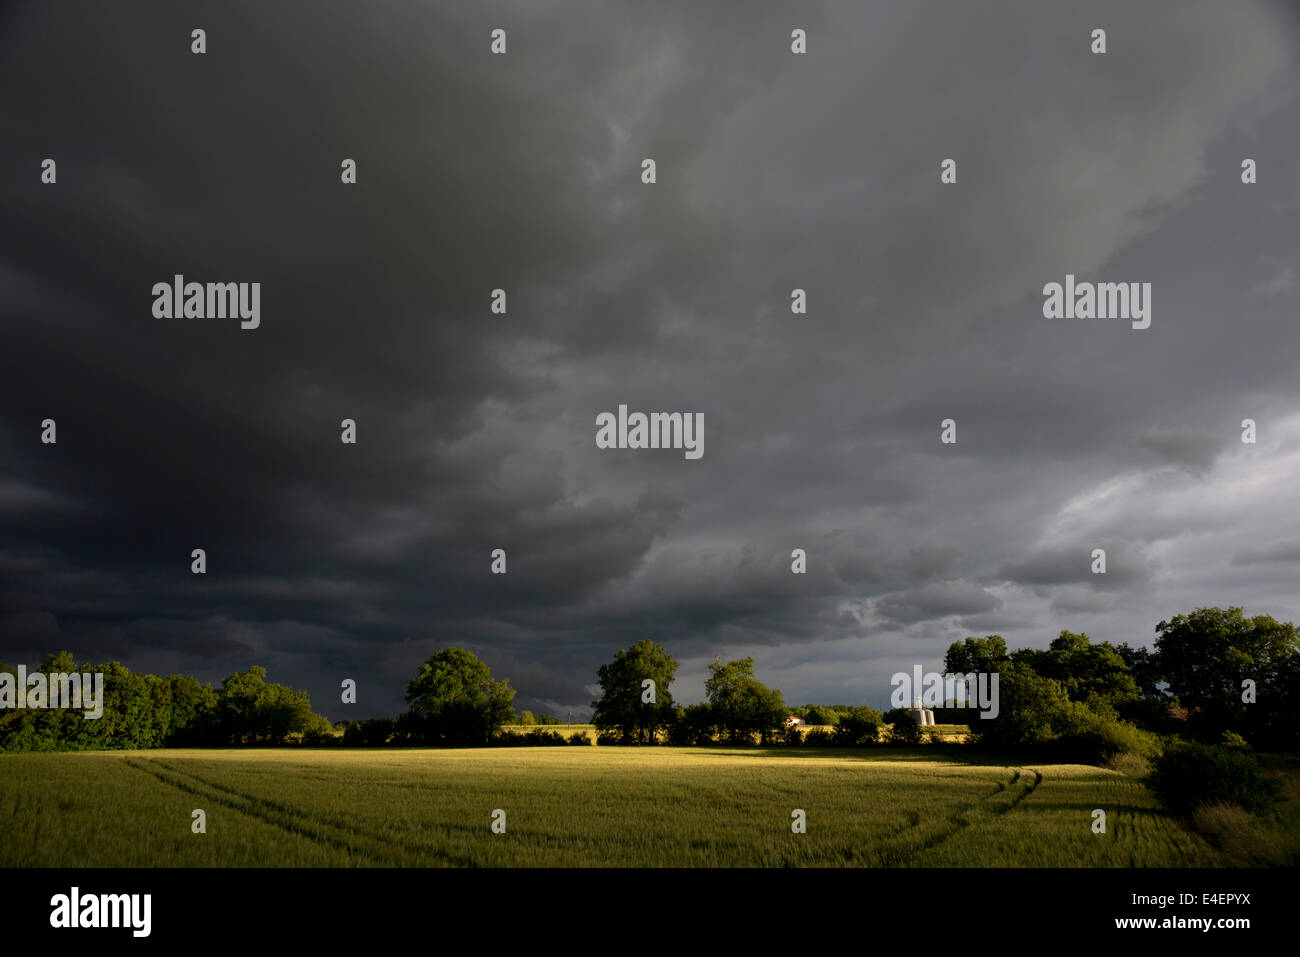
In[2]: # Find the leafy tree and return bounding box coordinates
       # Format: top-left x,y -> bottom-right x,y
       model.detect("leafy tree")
804,705 -> 841,727
166,674 -> 219,745
704,657 -> 786,744
257,682 -> 315,745
218,666 -> 326,745
965,661 -> 1070,750
591,640 -> 679,744
220,666 -> 270,743
1114,642 -> 1164,699
1154,607 -> 1299,739
943,635 -> 1010,675
1012,631 -> 1139,709
404,647 -> 516,746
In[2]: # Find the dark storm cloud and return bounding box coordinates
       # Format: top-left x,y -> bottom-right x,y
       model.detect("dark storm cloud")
999,544 -> 1153,591
875,579 -> 1002,627
1232,541 -> 1300,566
2,0 -> 1299,719
1136,427 -> 1225,471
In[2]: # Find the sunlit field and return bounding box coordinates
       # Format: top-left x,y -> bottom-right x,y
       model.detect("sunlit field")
0,747 -> 1216,867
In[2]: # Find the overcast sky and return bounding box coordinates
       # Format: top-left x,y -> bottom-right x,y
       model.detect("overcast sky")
3,1 -> 1299,721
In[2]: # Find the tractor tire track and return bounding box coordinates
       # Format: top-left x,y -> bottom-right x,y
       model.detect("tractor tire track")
123,757 -> 479,867
878,768 -> 1042,865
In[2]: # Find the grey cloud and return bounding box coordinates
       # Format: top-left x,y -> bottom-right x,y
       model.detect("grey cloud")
1136,427 -> 1225,471
1,0 -> 1297,717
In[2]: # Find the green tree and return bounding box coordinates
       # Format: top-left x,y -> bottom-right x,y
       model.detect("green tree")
218,666 -> 323,745
219,666 -> 271,744
404,648 -> 516,746
1011,630 -> 1139,708
966,661 -> 1070,750
943,635 -> 1010,675
166,673 -> 219,745
704,657 -> 786,744
591,640 -> 679,744
1114,642 -> 1164,698
834,705 -> 884,745
1154,607 -> 1299,739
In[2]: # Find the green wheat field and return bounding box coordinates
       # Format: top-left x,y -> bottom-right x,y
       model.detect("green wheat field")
0,747 -> 1218,867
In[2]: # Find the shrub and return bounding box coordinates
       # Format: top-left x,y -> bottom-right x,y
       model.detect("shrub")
889,720 -> 922,745
341,718 -> 395,747
804,706 -> 842,726
1148,740 -> 1281,818
779,722 -> 804,746
1050,701 -> 1159,764
1221,730 -> 1250,751
1190,801 -> 1287,866
567,730 -> 592,746
491,729 -> 569,746
833,706 -> 884,746
1104,751 -> 1152,778
666,711 -> 693,746
803,727 -> 835,747
671,703 -> 716,745
881,707 -> 910,726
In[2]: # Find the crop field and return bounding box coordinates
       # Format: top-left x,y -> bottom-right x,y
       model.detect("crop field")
0,747 -> 1217,867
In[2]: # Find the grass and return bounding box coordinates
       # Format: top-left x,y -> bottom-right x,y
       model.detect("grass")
0,746 -> 1220,867
1181,752 -> 1300,866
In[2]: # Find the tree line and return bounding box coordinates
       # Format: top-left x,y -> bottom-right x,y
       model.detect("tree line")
0,653 -> 333,750
943,606 -> 1299,757
5,606 -> 1296,758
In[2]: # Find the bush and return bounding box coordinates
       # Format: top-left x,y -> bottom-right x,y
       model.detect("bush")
888,720 -> 922,745
341,718 -> 395,747
567,731 -> 592,746
1148,740 -> 1281,818
803,727 -> 835,747
1049,701 -> 1160,764
491,729 -> 570,746
1221,730 -> 1251,751
666,711 -> 693,746
301,725 -> 339,747
805,706 -> 841,727
833,706 -> 884,746
672,703 -> 716,745
881,707 -> 909,726
1105,751 -> 1152,778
